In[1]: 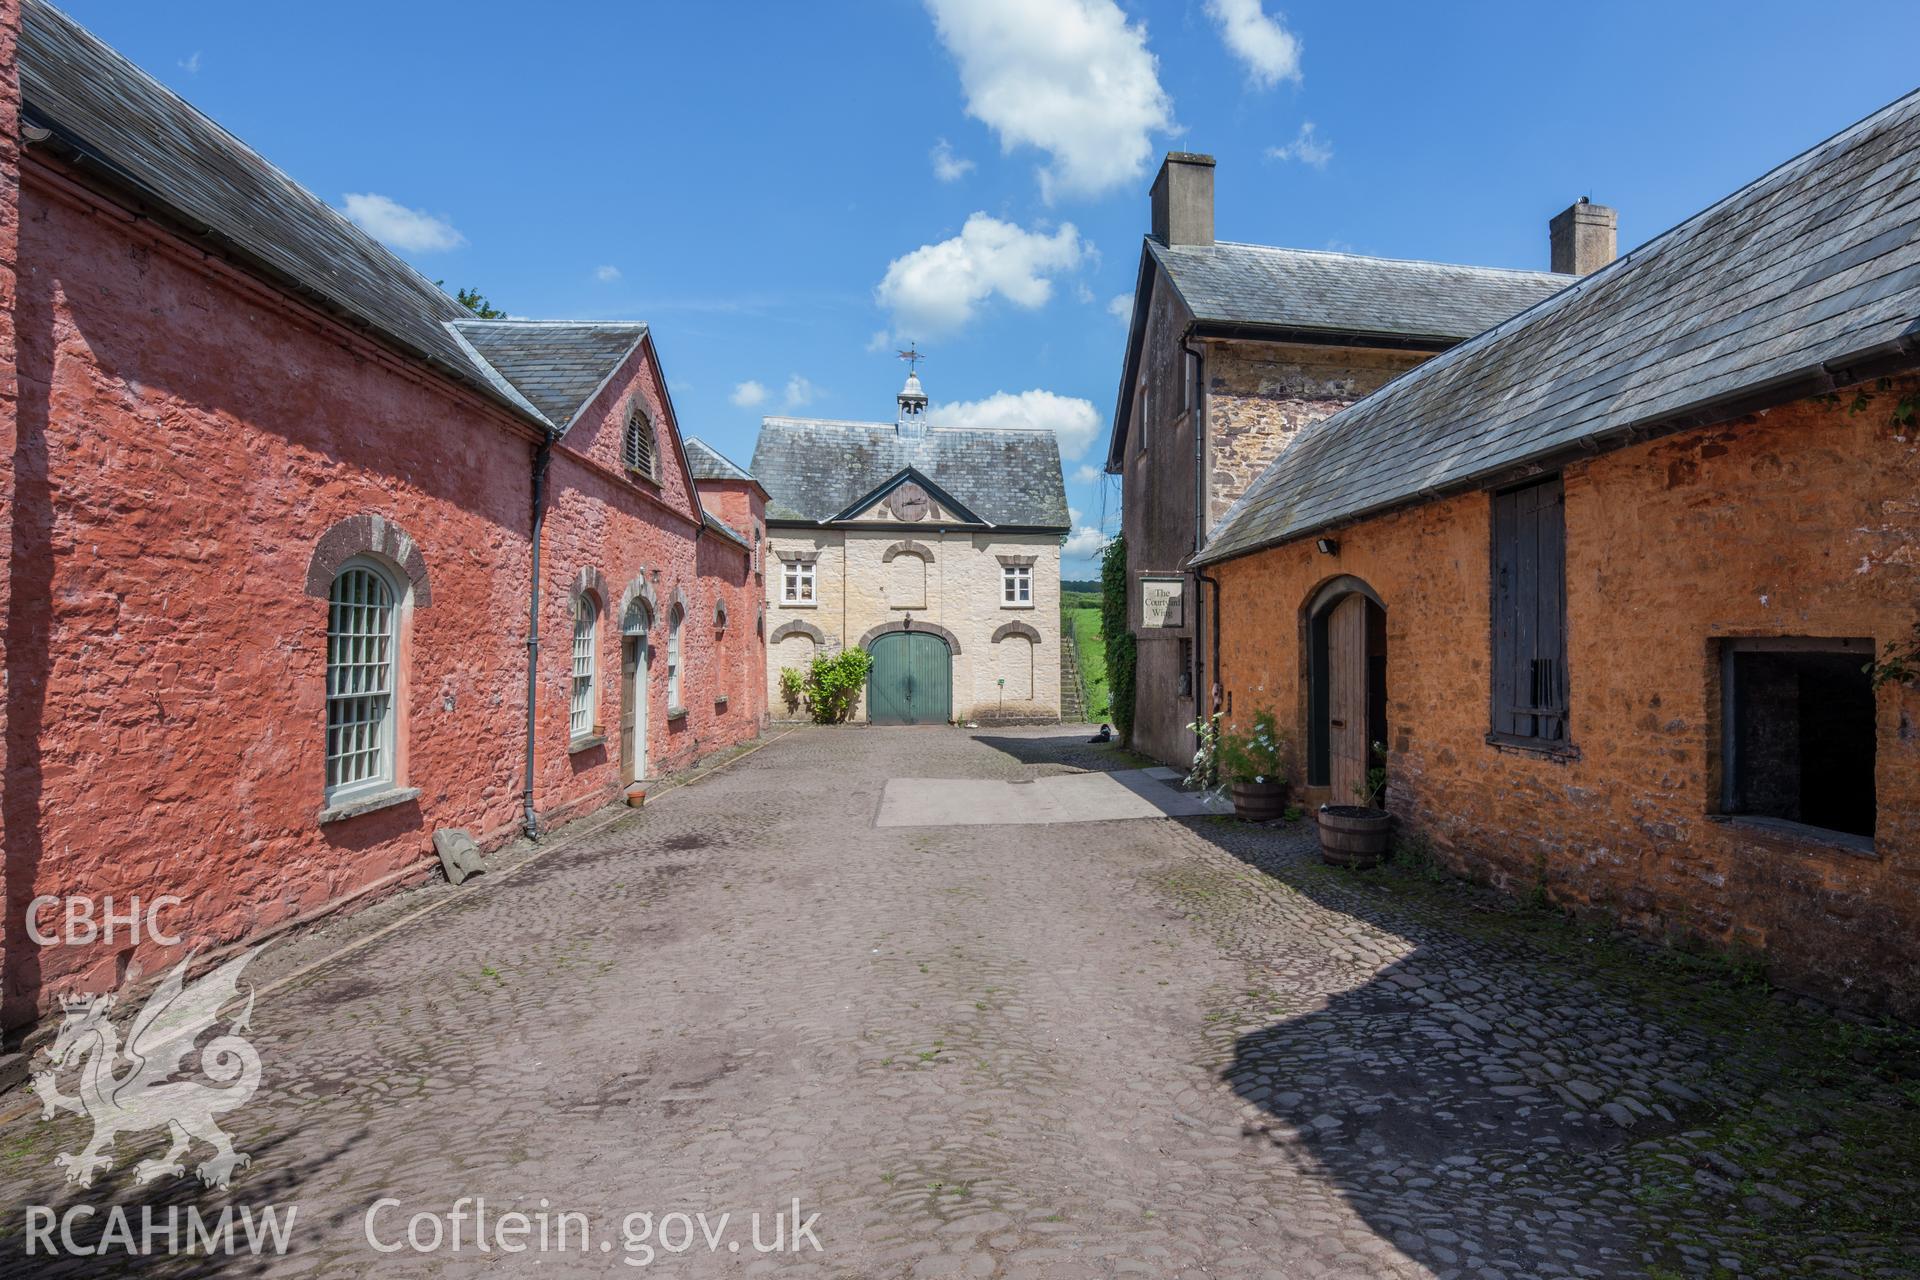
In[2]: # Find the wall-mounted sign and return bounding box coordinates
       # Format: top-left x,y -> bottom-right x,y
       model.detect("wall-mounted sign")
1140,575 -> 1185,628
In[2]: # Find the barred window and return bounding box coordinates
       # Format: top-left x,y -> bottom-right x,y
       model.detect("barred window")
623,405 -> 658,481
570,597 -> 599,741
667,604 -> 684,708
326,564 -> 396,799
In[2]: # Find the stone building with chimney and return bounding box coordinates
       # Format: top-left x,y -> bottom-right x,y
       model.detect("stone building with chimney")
1196,90 -> 1920,1016
751,371 -> 1069,725
1105,152 -> 1595,767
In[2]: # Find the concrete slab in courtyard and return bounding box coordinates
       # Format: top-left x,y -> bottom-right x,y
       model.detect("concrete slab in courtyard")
875,767 -> 1230,826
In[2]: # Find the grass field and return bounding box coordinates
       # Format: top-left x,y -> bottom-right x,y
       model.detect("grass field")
1062,594 -> 1109,720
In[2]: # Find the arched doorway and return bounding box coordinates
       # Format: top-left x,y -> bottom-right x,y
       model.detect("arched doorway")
867,629 -> 953,725
1307,577 -> 1387,802
620,598 -> 652,783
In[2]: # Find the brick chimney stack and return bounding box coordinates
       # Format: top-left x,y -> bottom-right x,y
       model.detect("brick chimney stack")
1151,152 -> 1215,248
1550,198 -> 1617,275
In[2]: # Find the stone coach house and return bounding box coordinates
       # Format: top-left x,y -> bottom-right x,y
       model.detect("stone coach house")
1107,152 -> 1584,767
753,372 -> 1069,724
0,1 -> 766,1028
1198,91 -> 1920,1017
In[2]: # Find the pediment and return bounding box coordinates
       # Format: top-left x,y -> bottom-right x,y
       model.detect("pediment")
829,467 -> 986,527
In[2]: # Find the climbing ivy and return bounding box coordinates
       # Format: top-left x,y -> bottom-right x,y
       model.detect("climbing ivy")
1100,535 -> 1137,744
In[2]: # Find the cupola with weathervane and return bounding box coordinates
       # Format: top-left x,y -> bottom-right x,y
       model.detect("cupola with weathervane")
896,343 -> 928,438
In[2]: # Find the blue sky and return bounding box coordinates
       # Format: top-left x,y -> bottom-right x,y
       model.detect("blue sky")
60,0 -> 1920,577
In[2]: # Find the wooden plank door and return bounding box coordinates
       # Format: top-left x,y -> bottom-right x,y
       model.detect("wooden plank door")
622,637 -> 645,786
907,632 -> 952,724
1328,594 -> 1368,803
868,633 -> 910,725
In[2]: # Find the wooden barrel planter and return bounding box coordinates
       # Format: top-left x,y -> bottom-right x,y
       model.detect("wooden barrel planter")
1318,804 -> 1392,867
1229,779 -> 1289,822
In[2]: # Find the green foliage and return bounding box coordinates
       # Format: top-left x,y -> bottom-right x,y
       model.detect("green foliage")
435,279 -> 507,318
1864,621 -> 1919,690
1063,601 -> 1110,718
1217,710 -> 1291,784
1184,711 -> 1222,789
801,648 -> 874,725
778,666 -> 807,716
1354,740 -> 1388,807
1099,535 -> 1137,743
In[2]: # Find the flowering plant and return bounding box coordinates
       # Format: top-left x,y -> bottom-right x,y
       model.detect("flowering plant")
1217,710 -> 1290,785
1185,711 -> 1223,790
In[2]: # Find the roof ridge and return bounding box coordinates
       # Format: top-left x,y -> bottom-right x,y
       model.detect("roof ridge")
1260,87 -> 1920,448
27,4 -> 471,326
1190,239 -> 1566,280
453,318 -> 650,330
762,415 -> 1060,435
1197,85 -> 1920,564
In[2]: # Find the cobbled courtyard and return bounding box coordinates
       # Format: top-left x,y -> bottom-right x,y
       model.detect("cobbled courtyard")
1,726 -> 1915,1279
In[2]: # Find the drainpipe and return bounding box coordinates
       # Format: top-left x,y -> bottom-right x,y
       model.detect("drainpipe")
522,435 -> 554,840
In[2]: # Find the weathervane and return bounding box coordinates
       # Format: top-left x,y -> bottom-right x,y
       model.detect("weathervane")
897,343 -> 924,375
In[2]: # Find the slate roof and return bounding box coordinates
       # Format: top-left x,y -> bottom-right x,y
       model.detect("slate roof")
17,1 -> 543,424
751,419 -> 1069,530
1198,89 -> 1920,566
699,513 -> 749,552
1151,240 -> 1571,342
683,437 -> 758,484
451,321 -> 647,430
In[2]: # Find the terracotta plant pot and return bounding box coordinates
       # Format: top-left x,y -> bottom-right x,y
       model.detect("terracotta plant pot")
1318,804 -> 1391,867
1229,779 -> 1290,822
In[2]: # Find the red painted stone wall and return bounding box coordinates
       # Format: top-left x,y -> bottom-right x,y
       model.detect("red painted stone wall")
4,159 -> 538,1020
0,0 -> 24,1013
1213,382 -> 1920,1016
538,344 -> 765,817
692,477 -> 769,728
1,157 -> 768,1026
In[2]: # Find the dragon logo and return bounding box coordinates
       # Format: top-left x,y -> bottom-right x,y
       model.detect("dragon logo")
31,948 -> 264,1189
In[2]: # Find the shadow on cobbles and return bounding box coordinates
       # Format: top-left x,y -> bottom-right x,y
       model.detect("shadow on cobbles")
974,731 -> 1156,775
1180,818 -> 1920,1280
0,1125 -> 365,1279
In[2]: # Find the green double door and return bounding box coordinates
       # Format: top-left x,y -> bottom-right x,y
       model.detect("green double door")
867,631 -> 952,725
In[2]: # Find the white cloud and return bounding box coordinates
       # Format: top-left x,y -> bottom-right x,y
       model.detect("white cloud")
876,214 -> 1083,337
1062,526 -> 1106,559
930,138 -> 975,183
1072,463 -> 1104,484
730,380 -> 768,408
783,375 -> 818,409
341,193 -> 466,253
1205,0 -> 1302,89
924,0 -> 1174,202
179,51 -> 202,74
1107,292 -> 1134,324
594,264 -> 622,282
928,389 -> 1100,460
1267,121 -> 1332,169
1069,506 -> 1083,524
866,329 -> 894,354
